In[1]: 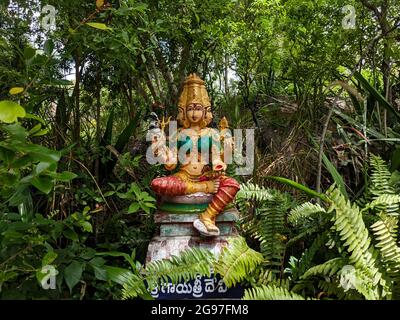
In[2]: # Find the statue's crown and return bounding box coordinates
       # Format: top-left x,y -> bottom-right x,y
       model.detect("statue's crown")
178,73 -> 211,109
177,73 -> 213,128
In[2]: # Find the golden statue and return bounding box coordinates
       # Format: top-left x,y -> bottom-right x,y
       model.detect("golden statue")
150,74 -> 240,237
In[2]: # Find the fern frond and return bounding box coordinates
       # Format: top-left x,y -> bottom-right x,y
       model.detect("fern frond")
148,248 -> 215,284
289,232 -> 329,280
120,273 -> 150,300
236,182 -> 276,202
327,186 -> 390,299
288,202 -> 326,226
237,183 -> 292,272
122,248 -> 215,299
215,237 -> 264,287
371,216 -> 400,275
317,279 -> 349,299
365,194 -> 400,216
243,285 -> 305,300
235,182 -> 275,217
257,192 -> 290,270
301,257 -> 348,279
367,155 -> 399,215
327,187 -> 384,282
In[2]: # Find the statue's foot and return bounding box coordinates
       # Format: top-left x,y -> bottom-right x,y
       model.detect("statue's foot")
193,219 -> 220,237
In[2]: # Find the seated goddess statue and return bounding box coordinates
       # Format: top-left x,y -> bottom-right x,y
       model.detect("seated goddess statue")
150,74 -> 240,237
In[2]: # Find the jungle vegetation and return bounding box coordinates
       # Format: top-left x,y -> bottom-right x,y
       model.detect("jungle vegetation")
0,0 -> 400,300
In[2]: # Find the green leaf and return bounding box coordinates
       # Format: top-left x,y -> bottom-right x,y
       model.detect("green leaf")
43,39 -> 54,56
28,123 -> 42,135
63,228 -> 79,241
64,261 -> 83,292
42,251 -> 58,267
22,144 -> 61,163
266,176 -> 328,201
9,87 -> 24,95
1,123 -> 28,140
34,162 -> 52,175
101,110 -> 114,146
89,258 -> 108,281
0,172 -> 18,186
24,113 -> 46,125
31,176 -> 54,194
32,129 -> 49,137
80,221 -> 93,233
322,152 -> 349,200
80,248 -> 97,260
49,171 -> 78,182
114,110 -> 142,152
129,182 -> 141,195
0,100 -> 26,123
96,251 -> 136,269
23,47 -> 36,60
127,202 -> 140,213
354,71 -> 400,121
103,266 -> 135,285
86,22 -> 113,31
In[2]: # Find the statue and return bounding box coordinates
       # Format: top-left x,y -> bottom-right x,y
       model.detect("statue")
150,74 -> 240,237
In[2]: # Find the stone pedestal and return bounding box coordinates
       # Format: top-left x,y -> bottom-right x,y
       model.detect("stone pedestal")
145,193 -> 243,299
146,193 -> 239,263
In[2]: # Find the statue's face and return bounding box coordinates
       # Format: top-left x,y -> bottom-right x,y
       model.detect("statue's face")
186,103 -> 204,124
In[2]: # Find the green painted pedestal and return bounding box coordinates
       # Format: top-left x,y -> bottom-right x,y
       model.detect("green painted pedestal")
146,193 -> 239,263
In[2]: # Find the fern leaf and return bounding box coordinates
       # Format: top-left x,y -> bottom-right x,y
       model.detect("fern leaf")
327,186 -> 389,299
289,232 -> 329,279
301,257 -> 348,279
288,202 -> 326,226
367,155 -> 399,215
371,216 -> 400,275
215,237 -> 264,287
122,248 -> 215,299
328,188 -> 381,279
145,248 -> 215,287
365,194 -> 400,216
237,183 -> 292,273
243,285 -> 305,300
236,182 -> 276,202
258,191 -> 291,270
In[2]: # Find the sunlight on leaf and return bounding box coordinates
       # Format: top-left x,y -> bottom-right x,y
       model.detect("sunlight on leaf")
9,87 -> 24,95
96,0 -> 105,8
0,100 -> 26,123
86,22 -> 112,31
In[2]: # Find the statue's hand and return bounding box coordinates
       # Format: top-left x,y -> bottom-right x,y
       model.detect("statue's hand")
151,132 -> 169,162
212,160 -> 227,172
212,179 -> 220,193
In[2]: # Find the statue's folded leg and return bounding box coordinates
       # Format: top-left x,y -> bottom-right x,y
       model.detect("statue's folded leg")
194,176 -> 240,236
151,175 -> 186,196
151,173 -> 214,196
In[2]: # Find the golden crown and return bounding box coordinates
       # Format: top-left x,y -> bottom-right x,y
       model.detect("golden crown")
177,73 -> 213,128
178,73 -> 211,109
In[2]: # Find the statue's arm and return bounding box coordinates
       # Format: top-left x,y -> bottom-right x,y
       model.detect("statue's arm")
211,143 -> 227,172
164,147 -> 177,171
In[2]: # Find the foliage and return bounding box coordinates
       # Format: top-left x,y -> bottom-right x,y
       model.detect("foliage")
121,236 -> 263,299
243,285 -> 305,300
1,0 -> 400,300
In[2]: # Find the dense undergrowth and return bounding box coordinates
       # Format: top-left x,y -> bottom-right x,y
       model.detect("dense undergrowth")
1,0 -> 400,299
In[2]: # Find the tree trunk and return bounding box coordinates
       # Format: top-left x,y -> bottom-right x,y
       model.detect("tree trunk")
73,51 -> 81,146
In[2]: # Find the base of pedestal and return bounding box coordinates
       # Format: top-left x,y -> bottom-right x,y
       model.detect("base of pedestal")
146,208 -> 239,263
145,206 -> 244,299
146,235 -> 238,263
